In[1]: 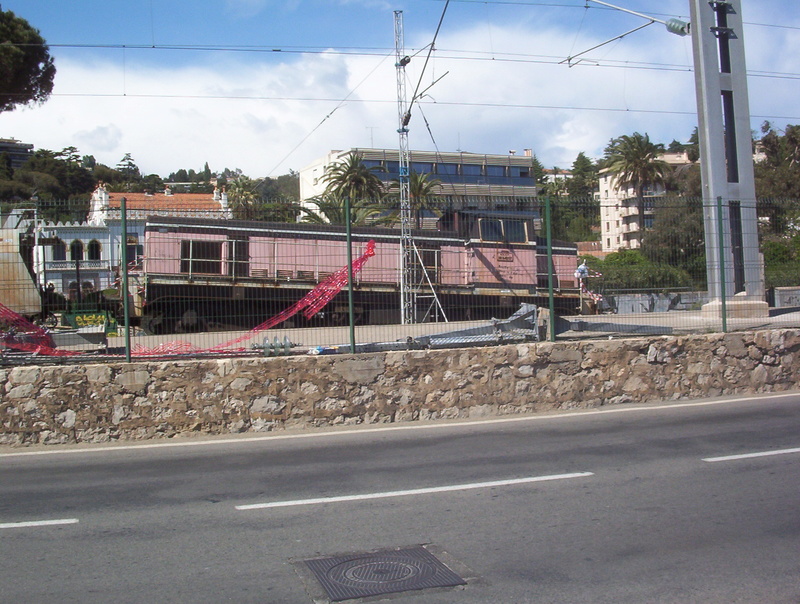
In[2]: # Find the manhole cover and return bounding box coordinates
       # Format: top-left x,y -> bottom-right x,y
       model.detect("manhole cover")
304,545 -> 466,602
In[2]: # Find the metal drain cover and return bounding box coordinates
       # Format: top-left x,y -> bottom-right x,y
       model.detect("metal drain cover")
304,545 -> 466,602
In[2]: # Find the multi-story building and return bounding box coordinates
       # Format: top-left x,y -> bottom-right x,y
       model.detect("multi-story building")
299,148 -> 555,215
598,152 -> 692,252
0,138 -> 34,170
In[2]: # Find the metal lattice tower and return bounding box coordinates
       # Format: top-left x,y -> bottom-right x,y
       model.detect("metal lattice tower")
394,10 -> 414,324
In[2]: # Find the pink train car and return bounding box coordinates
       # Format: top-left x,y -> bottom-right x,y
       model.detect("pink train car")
136,211 -> 579,334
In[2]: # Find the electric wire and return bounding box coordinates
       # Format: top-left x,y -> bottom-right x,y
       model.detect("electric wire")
34,42 -> 800,81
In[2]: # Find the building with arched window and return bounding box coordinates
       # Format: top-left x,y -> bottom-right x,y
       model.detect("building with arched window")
33,184 -> 233,299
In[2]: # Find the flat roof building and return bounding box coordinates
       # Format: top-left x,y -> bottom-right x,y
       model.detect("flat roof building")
299,148 -> 551,212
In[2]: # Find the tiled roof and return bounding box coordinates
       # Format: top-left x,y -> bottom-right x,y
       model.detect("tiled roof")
103,192 -> 223,212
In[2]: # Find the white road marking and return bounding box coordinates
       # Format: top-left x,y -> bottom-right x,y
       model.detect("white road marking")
702,447 -> 800,463
235,472 -> 594,510
2,391 -> 798,459
0,518 -> 79,529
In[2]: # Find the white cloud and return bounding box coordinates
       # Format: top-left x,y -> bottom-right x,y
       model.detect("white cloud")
0,10 -> 795,179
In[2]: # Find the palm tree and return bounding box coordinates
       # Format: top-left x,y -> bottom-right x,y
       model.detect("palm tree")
389,171 -> 443,228
320,152 -> 385,206
605,132 -> 669,239
301,191 -> 389,226
227,177 -> 259,220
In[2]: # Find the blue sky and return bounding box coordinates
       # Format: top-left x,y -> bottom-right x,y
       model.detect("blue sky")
1,0 -> 798,178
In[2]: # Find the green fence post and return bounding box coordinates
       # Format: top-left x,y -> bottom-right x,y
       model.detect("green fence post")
545,196 -> 556,342
345,195 -> 356,353
120,196 -> 131,362
716,196 -> 727,333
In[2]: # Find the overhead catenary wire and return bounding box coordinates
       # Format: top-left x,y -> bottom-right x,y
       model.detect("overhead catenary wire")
28,41 -> 800,81
266,52 -> 393,176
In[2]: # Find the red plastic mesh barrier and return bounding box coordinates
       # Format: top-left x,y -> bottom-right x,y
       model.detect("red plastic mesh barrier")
132,239 -> 377,357
0,301 -> 75,356
0,240 -> 376,359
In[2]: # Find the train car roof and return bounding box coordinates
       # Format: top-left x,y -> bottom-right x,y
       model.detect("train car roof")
142,215 -> 462,242
456,209 -> 541,219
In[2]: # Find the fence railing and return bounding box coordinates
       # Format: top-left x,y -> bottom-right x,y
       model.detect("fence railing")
1,195 -> 799,364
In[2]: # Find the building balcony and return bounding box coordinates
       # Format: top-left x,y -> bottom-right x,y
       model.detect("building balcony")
46,260 -> 112,271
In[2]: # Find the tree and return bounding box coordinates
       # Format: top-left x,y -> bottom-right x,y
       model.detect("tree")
227,176 -> 299,222
530,154 -> 547,188
18,149 -> 94,201
389,171 -> 443,228
116,153 -> 140,179
0,9 -> 56,112
686,127 -> 700,163
567,152 -> 598,199
598,248 -> 692,291
273,170 -> 300,202
667,139 -> 685,153
320,152 -> 385,205
301,191 -> 388,226
641,196 -> 706,286
604,132 -> 669,239
227,177 -> 260,220
754,122 -> 800,235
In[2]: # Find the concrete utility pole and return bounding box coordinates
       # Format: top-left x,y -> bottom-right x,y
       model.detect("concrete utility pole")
690,0 -> 767,317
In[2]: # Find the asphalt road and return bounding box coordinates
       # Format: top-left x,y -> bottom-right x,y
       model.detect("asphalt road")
1,392 -> 799,603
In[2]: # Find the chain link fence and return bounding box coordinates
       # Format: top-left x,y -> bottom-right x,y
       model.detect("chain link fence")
1,195 -> 799,364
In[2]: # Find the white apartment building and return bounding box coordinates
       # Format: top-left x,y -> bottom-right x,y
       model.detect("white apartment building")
598,152 -> 692,252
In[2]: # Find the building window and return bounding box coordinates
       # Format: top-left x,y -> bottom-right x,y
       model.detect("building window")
462,164 -> 482,176
70,240 -> 84,261
126,235 -> 142,266
53,238 -> 66,261
87,240 -> 101,261
411,162 -> 433,173
486,165 -> 505,177
437,163 -> 458,175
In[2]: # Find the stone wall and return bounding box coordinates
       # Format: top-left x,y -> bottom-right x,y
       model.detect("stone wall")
2,329 -> 799,446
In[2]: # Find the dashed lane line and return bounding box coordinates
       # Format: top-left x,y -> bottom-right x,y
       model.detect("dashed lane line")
235,472 -> 594,510
0,518 -> 79,530
702,447 -> 800,463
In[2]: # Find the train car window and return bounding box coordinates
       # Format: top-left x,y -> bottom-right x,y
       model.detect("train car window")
504,220 -> 527,243
227,237 -> 249,278
180,240 -> 222,274
479,218 -> 503,242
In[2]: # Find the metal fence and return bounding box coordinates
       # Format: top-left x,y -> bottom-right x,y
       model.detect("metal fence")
1,195 -> 799,364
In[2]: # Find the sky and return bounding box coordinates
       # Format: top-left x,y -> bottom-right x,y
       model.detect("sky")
0,0 -> 798,179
